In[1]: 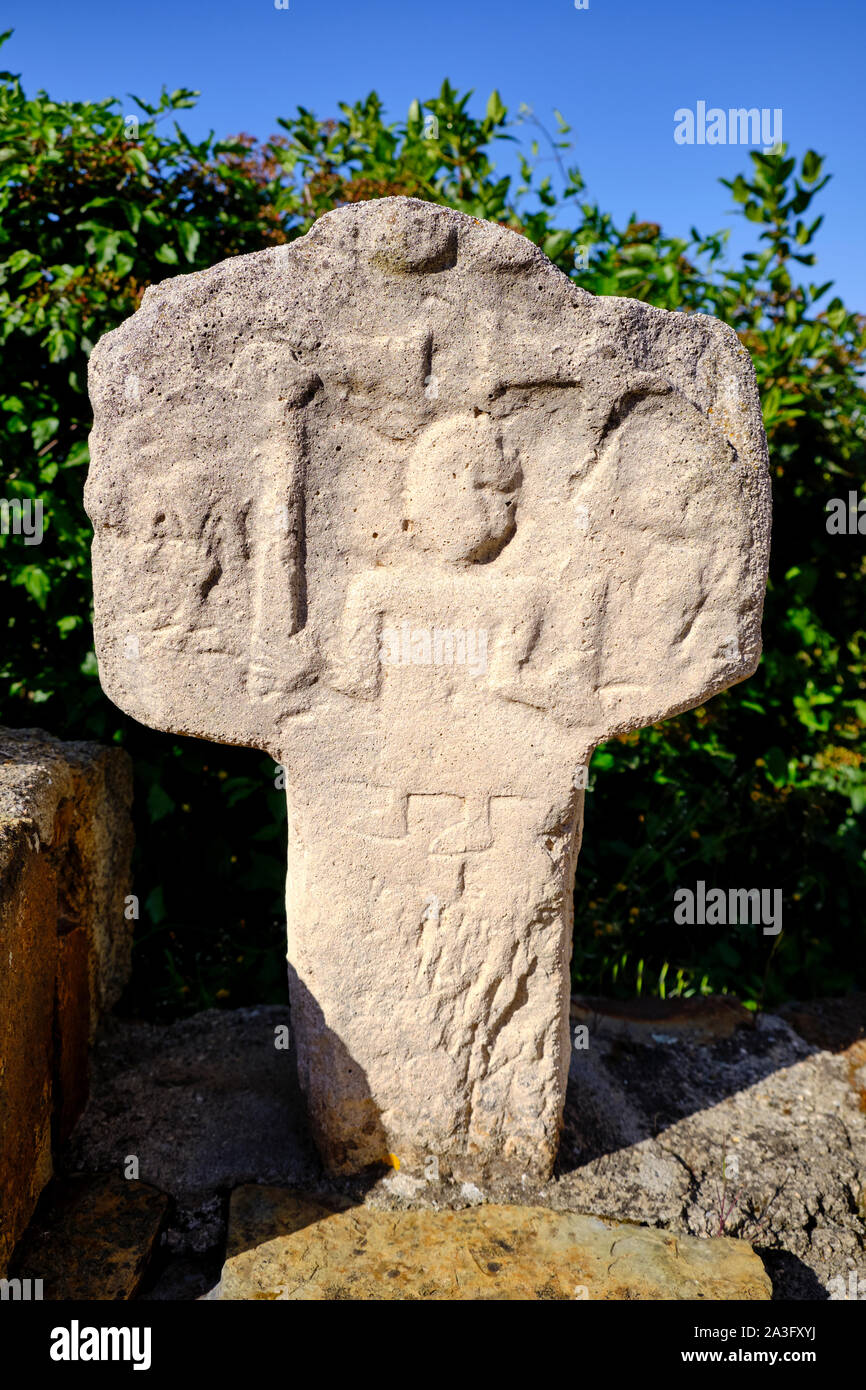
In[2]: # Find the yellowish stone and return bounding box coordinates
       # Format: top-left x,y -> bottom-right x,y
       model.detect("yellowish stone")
220,1187 -> 772,1301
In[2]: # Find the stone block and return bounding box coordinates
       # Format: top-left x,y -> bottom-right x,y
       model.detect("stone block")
218,1185 -> 772,1300
10,1174 -> 169,1300
0,727 -> 134,1273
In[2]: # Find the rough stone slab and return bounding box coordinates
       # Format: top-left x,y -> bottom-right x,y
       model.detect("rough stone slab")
9,1174 -> 169,1300
86,197 -> 772,1181
0,727 -> 135,1027
571,993 -> 753,1041
779,993 -> 866,1052
561,1007 -> 866,1300
64,1000 -> 866,1299
218,1185 -> 770,1300
0,727 -> 134,1274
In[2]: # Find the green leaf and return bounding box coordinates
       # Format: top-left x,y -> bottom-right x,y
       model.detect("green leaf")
32,416 -> 59,449
46,328 -> 77,362
764,746 -> 789,784
801,150 -> 823,183
62,441 -> 90,469
177,222 -> 200,263
542,228 -> 573,260
12,565 -> 50,607
6,249 -> 39,272
486,89 -> 506,126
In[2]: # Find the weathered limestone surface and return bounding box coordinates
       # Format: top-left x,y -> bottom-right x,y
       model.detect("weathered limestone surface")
0,728 -> 134,1273
86,197 -> 771,1181
62,1000 -> 865,1300
217,1185 -> 771,1300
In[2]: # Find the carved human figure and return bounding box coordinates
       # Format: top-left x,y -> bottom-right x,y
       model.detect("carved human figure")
326,414 -> 603,853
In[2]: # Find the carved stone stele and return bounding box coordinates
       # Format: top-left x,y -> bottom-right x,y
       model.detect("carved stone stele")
86,198 -> 771,1181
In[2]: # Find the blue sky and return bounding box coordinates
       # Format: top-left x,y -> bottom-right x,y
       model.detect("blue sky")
6,0 -> 865,306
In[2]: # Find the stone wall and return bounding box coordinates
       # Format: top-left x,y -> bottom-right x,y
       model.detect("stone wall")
0,727 -> 134,1274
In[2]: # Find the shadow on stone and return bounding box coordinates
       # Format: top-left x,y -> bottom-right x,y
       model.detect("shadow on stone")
287,966 -> 392,1176
758,1248 -> 831,1301
9,1173 -> 169,1300
778,994 -> 866,1053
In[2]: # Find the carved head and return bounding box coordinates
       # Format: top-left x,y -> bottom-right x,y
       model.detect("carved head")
403,415 -> 522,566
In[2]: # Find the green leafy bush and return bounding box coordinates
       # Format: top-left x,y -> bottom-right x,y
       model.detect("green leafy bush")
1,39 -> 863,1015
